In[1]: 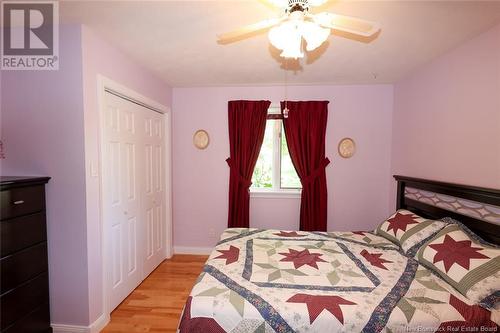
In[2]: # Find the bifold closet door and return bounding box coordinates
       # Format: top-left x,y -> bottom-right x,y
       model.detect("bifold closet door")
142,109 -> 166,277
103,91 -> 166,311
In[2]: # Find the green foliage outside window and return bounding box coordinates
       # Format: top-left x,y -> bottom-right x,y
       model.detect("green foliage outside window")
251,120 -> 301,190
280,126 -> 301,188
252,121 -> 274,188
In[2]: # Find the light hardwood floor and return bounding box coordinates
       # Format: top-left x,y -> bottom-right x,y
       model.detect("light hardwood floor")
101,255 -> 208,333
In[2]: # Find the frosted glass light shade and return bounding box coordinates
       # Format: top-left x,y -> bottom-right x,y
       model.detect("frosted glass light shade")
301,21 -> 330,51
268,23 -> 289,51
269,21 -> 304,59
268,20 -> 330,59
279,40 -> 303,59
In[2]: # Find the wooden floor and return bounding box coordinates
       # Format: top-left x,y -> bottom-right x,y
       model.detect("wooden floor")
101,255 -> 208,333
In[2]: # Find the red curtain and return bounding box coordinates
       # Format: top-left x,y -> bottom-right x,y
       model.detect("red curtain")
227,100 -> 270,228
281,101 -> 330,231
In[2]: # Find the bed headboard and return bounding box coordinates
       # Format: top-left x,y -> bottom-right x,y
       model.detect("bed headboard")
394,175 -> 500,244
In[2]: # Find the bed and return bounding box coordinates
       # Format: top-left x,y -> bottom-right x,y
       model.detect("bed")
178,176 -> 500,332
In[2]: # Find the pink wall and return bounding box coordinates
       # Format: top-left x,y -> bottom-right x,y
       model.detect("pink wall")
172,85 -> 394,249
0,25 -> 90,325
81,25 -> 172,324
391,23 -> 500,206
0,24 -> 172,328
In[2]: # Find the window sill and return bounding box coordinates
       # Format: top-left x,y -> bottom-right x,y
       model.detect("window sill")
250,189 -> 301,199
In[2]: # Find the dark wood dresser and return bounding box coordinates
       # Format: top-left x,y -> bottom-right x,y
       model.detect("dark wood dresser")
0,176 -> 52,333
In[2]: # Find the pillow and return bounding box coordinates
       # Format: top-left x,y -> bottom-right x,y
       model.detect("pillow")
417,223 -> 500,305
441,217 -> 500,248
376,209 -> 447,255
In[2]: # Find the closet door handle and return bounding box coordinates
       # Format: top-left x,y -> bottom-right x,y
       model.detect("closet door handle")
13,200 -> 25,205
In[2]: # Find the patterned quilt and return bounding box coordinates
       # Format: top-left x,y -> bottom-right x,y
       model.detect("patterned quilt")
178,228 -> 499,332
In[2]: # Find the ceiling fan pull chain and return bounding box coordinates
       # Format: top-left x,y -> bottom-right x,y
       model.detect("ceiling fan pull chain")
283,58 -> 289,118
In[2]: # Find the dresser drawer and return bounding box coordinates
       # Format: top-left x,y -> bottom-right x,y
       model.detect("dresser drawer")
0,185 -> 46,220
1,242 -> 48,293
1,212 -> 47,256
0,272 -> 49,330
2,302 -> 51,333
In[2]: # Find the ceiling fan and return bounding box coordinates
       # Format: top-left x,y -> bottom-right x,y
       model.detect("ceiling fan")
217,0 -> 380,59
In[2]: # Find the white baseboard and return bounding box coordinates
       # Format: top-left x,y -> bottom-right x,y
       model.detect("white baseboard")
52,313 -> 109,333
174,246 -> 213,255
89,313 -> 109,332
51,324 -> 87,333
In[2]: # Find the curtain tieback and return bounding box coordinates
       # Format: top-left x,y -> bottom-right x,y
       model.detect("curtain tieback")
301,158 -> 330,186
226,158 -> 253,188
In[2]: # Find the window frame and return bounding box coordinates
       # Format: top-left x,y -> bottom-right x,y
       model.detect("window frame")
250,105 -> 301,198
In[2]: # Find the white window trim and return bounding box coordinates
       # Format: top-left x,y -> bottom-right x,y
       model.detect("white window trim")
250,105 -> 301,198
268,105 -> 281,114
250,189 -> 301,199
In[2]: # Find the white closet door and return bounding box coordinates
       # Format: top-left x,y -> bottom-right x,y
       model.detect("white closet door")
142,110 -> 166,276
103,91 -> 166,311
103,92 -> 143,311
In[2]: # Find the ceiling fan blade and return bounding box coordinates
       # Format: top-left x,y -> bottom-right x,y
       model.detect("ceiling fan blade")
311,12 -> 380,37
308,0 -> 329,7
262,0 -> 288,8
217,17 -> 285,44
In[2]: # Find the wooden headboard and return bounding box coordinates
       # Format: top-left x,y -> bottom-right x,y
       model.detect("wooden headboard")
394,175 -> 500,244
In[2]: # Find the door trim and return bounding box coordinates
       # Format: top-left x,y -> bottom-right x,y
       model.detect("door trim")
96,75 -> 173,318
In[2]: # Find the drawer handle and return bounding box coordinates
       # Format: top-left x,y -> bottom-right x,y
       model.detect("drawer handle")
13,200 -> 25,205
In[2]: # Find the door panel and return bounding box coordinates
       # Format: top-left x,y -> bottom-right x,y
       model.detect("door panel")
142,111 -> 166,276
155,205 -> 162,251
154,146 -> 162,192
125,143 -> 136,200
111,224 -> 122,288
104,93 -> 142,311
127,217 -> 137,274
145,144 -> 153,195
103,91 -> 167,311
146,207 -> 153,259
109,141 -> 120,206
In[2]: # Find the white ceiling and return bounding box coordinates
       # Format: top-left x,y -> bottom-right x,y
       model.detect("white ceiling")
60,1 -> 500,87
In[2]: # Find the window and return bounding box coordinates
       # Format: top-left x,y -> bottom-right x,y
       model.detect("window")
251,107 -> 301,195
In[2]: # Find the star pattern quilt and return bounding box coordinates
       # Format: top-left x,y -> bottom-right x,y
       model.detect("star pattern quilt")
178,228 -> 499,332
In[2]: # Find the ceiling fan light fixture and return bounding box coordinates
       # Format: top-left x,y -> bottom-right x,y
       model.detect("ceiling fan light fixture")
217,1 -> 380,60
279,41 -> 304,59
268,23 -> 287,50
301,21 -> 330,51
268,19 -> 329,58
269,21 -> 304,59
